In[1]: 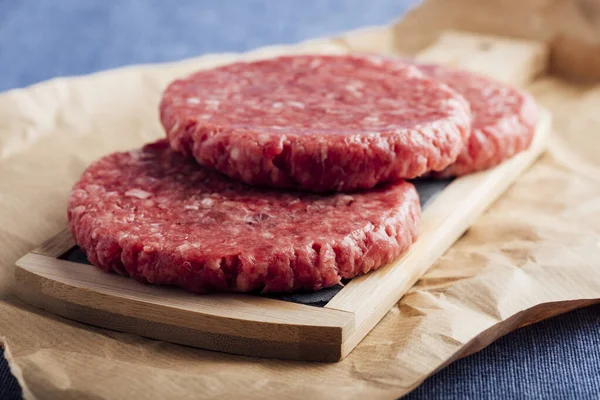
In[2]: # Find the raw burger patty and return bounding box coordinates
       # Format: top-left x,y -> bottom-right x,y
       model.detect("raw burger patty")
68,140 -> 421,294
160,54 -> 471,192
415,63 -> 539,177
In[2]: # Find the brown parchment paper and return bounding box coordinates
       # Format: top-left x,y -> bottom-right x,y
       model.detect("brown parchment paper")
1,0 -> 600,399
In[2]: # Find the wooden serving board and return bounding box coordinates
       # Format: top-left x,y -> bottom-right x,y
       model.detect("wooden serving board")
14,31 -> 551,362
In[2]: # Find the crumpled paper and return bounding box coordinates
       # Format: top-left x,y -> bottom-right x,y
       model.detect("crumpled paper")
1,0 -> 600,399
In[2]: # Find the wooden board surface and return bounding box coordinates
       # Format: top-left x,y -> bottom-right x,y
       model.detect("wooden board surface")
14,31 -> 551,362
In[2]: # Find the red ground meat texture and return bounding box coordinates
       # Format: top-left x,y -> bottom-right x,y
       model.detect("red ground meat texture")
415,63 -> 539,177
160,54 -> 472,192
67,141 -> 421,294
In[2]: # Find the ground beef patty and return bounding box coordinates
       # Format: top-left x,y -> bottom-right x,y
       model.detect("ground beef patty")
415,63 -> 539,177
68,140 -> 421,294
160,54 -> 471,192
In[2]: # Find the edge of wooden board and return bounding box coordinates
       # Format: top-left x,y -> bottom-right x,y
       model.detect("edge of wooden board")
32,227 -> 75,258
326,108 -> 552,358
14,252 -> 355,362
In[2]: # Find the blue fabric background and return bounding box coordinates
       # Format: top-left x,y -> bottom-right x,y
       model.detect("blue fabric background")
1,1 -> 599,399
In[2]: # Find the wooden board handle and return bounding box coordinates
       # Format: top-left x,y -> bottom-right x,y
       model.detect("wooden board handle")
416,30 -> 549,86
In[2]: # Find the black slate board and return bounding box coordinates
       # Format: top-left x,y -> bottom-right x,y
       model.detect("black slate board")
60,178 -> 453,307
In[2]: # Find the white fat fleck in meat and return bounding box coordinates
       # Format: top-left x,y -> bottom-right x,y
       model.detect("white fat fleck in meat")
306,204 -> 323,212
169,120 -> 180,136
320,146 -> 328,162
71,205 -> 86,216
345,84 -> 363,97
186,97 -> 201,105
404,65 -> 423,78
309,59 -> 322,69
367,56 -> 384,65
199,114 -> 212,119
87,184 -> 101,193
205,259 -> 220,270
177,243 -> 192,252
125,188 -> 152,199
288,101 -> 305,109
474,130 -> 487,144
201,198 -> 215,208
243,212 -> 272,225
272,102 -> 283,109
205,99 -> 220,110
345,135 -> 364,144
257,133 -> 271,144
413,122 -> 437,140
230,147 -> 241,161
375,138 -> 391,152
148,224 -> 161,233
262,232 -> 275,239
135,176 -> 157,186
184,204 -> 199,211
447,97 -> 471,121
363,116 -> 379,123
335,194 -> 355,206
